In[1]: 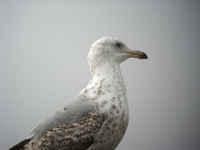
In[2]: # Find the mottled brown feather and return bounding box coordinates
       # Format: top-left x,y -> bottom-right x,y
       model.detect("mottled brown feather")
23,112 -> 105,150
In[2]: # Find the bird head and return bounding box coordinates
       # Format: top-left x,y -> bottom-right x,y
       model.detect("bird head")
88,37 -> 148,73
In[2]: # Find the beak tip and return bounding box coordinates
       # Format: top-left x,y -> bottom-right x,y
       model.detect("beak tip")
140,52 -> 148,59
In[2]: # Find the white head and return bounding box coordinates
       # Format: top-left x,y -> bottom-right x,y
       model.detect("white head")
88,37 -> 148,73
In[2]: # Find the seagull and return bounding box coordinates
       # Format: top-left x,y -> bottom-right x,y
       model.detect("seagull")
9,37 -> 148,150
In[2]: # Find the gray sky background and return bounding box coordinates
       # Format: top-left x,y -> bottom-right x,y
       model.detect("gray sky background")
0,0 -> 199,150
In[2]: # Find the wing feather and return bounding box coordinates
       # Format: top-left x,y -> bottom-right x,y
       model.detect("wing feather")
9,95 -> 106,150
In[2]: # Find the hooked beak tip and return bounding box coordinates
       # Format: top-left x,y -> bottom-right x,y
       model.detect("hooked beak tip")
139,52 -> 148,59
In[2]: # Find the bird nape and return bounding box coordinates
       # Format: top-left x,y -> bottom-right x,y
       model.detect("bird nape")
9,37 -> 148,150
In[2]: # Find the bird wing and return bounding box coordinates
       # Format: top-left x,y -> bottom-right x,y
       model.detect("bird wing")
9,95 -> 106,150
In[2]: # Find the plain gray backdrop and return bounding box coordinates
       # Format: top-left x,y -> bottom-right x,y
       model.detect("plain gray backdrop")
0,0 -> 199,150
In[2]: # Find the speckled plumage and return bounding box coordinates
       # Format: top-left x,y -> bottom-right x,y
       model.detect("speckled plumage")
9,37 -> 147,150
24,112 -> 105,150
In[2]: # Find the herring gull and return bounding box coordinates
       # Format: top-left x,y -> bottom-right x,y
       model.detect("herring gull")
9,37 -> 148,150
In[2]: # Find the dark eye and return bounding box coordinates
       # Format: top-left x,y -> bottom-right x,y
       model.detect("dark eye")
115,42 -> 123,48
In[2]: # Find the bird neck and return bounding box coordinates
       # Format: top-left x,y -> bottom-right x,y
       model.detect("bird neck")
86,62 -> 127,95
93,62 -> 122,81
80,61 -> 128,116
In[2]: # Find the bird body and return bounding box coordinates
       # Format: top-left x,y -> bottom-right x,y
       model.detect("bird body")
9,37 -> 147,150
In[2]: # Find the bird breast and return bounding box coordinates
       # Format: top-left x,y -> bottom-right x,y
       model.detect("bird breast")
81,76 -> 129,149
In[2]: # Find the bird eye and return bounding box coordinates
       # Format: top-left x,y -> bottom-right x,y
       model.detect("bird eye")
115,42 -> 123,48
